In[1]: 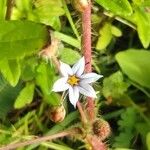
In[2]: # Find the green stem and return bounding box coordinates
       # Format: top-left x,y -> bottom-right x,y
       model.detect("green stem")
103,109 -> 125,120
104,11 -> 136,29
62,0 -> 80,40
129,80 -> 150,98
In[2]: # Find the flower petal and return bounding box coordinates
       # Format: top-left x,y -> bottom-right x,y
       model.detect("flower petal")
72,57 -> 85,76
78,83 -> 97,98
80,73 -> 103,84
60,61 -> 73,77
69,86 -> 79,108
52,77 -> 69,92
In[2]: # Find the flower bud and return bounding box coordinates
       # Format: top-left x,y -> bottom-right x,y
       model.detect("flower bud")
93,119 -> 111,141
39,49 -> 50,62
72,0 -> 89,12
39,37 -> 61,61
49,105 -> 66,123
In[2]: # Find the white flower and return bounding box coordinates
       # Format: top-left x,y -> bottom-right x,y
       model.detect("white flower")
52,57 -> 103,108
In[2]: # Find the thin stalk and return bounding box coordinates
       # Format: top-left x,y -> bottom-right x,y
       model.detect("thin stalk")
77,101 -> 88,126
129,80 -> 150,98
62,0 -> 80,40
103,109 -> 125,120
104,11 -> 136,30
0,131 -> 73,150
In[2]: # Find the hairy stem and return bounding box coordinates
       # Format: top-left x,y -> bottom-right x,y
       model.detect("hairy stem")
82,0 -> 95,122
86,135 -> 107,150
0,131 -> 73,150
77,101 -> 88,126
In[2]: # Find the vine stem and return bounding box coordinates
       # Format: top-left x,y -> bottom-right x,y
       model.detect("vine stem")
0,131 -> 73,150
82,0 -> 95,122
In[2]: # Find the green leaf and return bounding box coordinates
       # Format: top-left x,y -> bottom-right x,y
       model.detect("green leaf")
33,0 -> 64,17
30,0 -> 64,30
114,131 -> 134,148
46,111 -> 79,135
36,63 -> 54,94
39,16 -> 61,31
14,82 -> 35,109
113,148 -> 134,150
96,23 -> 112,51
136,123 -> 150,150
36,62 -> 60,106
59,48 -> 81,64
147,132 -> 150,150
116,49 -> 150,89
111,25 -> 122,37
21,57 -> 38,81
118,108 -> 137,129
41,142 -> 73,150
134,7 -> 150,48
95,0 -> 132,16
132,0 -> 143,5
15,0 -> 32,11
0,20 -> 49,59
0,0 -> 6,20
54,31 -> 81,49
102,71 -> 129,99
0,59 -> 21,86
141,1 -> 150,7
0,77 -> 22,119
113,107 -> 138,148
13,0 -> 64,30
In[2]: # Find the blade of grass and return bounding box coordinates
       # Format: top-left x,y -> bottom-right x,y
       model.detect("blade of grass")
0,0 -> 6,20
41,142 -> 73,150
26,111 -> 79,150
62,0 -> 80,40
46,111 -> 79,135
54,31 -> 81,49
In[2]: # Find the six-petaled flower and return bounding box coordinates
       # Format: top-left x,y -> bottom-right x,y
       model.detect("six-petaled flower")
52,57 -> 103,107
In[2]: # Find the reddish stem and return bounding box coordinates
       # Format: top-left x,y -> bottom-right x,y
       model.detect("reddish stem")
82,0 -> 95,122
86,135 -> 108,150
77,101 -> 87,126
82,2 -> 92,72
0,131 -> 72,150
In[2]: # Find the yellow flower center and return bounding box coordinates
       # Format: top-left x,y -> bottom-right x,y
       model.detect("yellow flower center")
67,75 -> 79,86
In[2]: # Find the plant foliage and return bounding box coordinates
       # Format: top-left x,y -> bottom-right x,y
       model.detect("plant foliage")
0,0 -> 150,149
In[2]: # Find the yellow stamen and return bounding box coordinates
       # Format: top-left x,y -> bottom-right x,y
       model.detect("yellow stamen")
67,75 -> 79,86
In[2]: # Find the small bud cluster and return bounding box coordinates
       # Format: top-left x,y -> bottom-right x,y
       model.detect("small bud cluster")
93,119 -> 111,141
